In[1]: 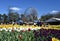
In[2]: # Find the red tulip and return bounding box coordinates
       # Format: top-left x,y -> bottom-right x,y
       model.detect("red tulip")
12,28 -> 14,32
28,28 -> 31,31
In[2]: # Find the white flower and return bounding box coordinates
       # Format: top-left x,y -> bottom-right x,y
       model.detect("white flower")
0,29 -> 3,31
9,30 -> 12,32
5,29 -> 8,31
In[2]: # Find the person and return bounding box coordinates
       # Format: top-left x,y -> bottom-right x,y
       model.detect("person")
36,22 -> 42,26
34,22 -> 36,26
12,21 -> 15,25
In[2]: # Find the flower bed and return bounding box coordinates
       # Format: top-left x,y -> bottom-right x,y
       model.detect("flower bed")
0,24 -> 60,41
33,28 -> 60,41
0,29 -> 60,41
0,24 -> 41,32
0,30 -> 35,41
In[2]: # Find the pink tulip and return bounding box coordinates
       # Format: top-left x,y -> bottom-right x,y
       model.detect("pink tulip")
22,30 -> 26,32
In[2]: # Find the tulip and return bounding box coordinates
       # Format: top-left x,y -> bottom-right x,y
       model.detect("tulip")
28,28 -> 31,31
12,28 -> 14,32
9,29 -> 12,32
22,30 -> 26,32
0,29 -> 3,31
17,29 -> 20,32
18,35 -> 22,39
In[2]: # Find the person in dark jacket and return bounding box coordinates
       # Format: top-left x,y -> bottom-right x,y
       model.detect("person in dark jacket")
36,22 -> 42,26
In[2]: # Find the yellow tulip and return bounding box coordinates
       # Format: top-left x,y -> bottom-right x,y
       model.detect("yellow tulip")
52,37 -> 60,41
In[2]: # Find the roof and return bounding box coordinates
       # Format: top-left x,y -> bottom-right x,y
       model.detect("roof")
53,18 -> 60,21
34,20 -> 40,22
45,18 -> 60,22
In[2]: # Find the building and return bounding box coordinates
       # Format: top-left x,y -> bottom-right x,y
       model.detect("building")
45,18 -> 60,25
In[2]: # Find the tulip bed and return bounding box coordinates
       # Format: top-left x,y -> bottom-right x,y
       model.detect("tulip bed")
0,30 -> 35,41
0,24 -> 60,41
0,29 -> 60,41
33,29 -> 60,41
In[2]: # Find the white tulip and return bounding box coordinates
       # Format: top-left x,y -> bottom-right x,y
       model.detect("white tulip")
17,29 -> 20,32
5,29 -> 8,31
0,29 -> 3,31
2,28 -> 6,30
9,29 -> 12,32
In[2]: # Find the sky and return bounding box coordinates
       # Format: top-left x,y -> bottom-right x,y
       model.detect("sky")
0,0 -> 60,18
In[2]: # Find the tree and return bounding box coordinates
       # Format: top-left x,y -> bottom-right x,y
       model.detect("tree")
2,14 -> 8,23
0,14 -> 2,23
54,12 -> 60,18
40,14 -> 53,21
8,12 -> 19,22
40,11 -> 60,21
21,14 -> 26,22
0,14 -> 2,20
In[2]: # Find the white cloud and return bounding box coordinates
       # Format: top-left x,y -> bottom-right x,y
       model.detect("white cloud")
9,7 -> 22,11
50,10 -> 59,14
